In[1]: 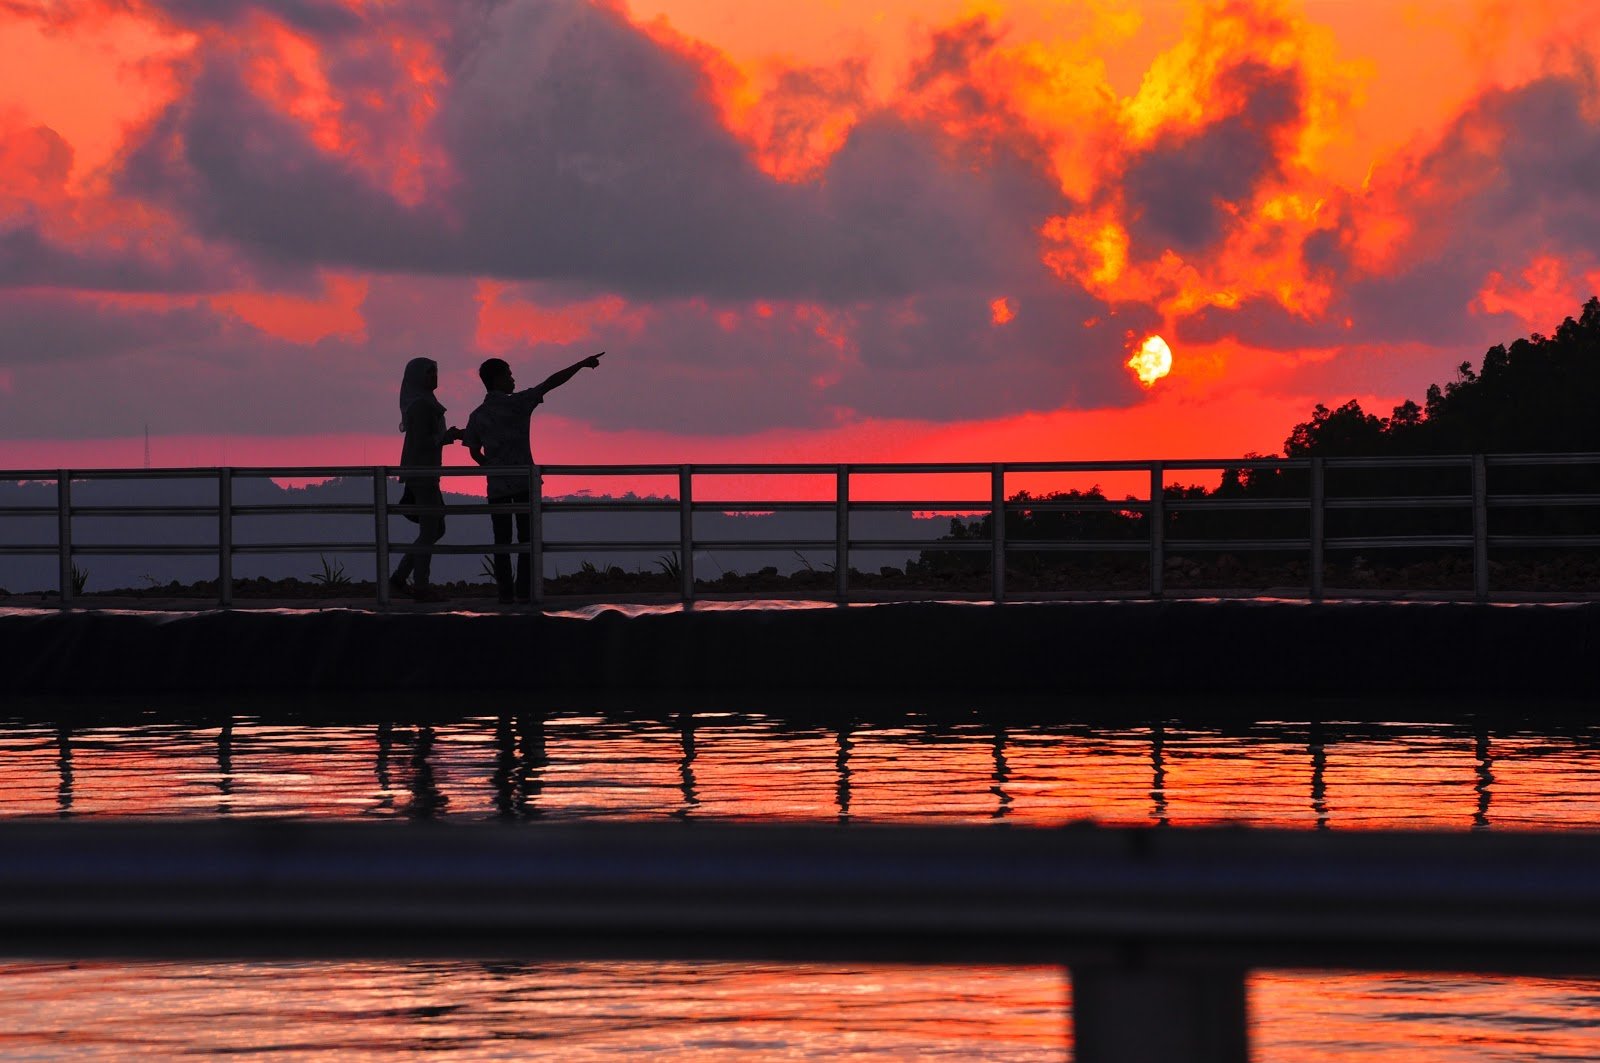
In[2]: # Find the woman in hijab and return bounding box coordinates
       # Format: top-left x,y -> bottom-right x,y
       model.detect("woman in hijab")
390,357 -> 462,602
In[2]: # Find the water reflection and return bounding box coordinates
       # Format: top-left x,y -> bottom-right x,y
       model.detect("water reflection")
1309,724 -> 1328,830
216,716 -> 233,816
55,725 -> 72,817
374,720 -> 395,814
991,728 -> 1011,820
835,724 -> 852,824
1475,726 -> 1494,831
6,711 -> 1600,829
1150,724 -> 1169,826
406,726 -> 447,820
674,714 -> 697,820
5,705 -> 1600,1061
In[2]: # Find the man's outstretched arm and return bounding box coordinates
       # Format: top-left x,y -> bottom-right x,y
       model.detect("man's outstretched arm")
534,351 -> 604,396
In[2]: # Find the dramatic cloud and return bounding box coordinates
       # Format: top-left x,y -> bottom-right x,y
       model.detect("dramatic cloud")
116,0 -> 1067,305
1122,60 -> 1301,253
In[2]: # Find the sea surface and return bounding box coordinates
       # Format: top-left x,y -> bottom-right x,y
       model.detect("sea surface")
3,702 -> 1599,1060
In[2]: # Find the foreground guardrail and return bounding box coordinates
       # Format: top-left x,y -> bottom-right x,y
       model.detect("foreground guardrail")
4,821 -> 1600,1062
3,454 -> 1597,607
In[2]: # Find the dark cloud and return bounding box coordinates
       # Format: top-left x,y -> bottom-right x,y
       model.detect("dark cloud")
1424,74 -> 1600,246
1178,74 -> 1600,356
0,120 -> 245,293
908,16 -> 1002,93
1349,75 -> 1600,341
0,216 -> 243,293
118,62 -> 445,273
0,290 -> 224,364
1122,61 -> 1301,253
0,276 -> 484,439
129,0 -> 365,34
113,0 -> 1073,306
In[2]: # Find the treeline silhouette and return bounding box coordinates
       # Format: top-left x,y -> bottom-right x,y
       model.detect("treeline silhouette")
916,297 -> 1600,590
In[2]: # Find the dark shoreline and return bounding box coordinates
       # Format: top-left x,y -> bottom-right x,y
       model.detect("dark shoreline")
4,599 -> 1595,698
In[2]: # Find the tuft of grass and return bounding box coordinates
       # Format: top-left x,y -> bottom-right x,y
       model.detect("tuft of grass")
655,552 -> 681,580
70,564 -> 89,596
310,554 -> 353,587
792,550 -> 834,574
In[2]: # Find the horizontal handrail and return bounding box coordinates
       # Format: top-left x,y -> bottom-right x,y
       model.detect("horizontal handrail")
1000,540 -> 1154,553
7,820 -> 1600,971
1323,495 -> 1473,509
1488,453 -> 1600,466
1490,494 -> 1600,507
1321,454 -> 1476,469
1490,535 -> 1600,548
1161,498 -> 1302,512
71,505 -> 221,517
1166,538 -> 1311,552
1325,534 -> 1474,550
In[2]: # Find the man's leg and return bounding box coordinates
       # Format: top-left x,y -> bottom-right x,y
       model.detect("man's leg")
490,497 -> 514,602
512,491 -> 532,601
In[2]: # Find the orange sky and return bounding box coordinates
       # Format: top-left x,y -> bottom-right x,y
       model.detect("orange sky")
2,0 -> 1598,477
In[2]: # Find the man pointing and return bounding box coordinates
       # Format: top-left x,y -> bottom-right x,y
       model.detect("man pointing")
464,352 -> 604,603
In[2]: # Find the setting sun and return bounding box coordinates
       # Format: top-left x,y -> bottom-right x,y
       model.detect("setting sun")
1127,335 -> 1173,388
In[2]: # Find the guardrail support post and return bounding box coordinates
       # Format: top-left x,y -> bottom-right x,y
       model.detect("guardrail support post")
1472,454 -> 1489,602
56,470 -> 72,607
530,465 -> 543,606
1149,463 -> 1165,598
374,468 -> 391,608
835,465 -> 849,602
991,464 -> 1006,604
1310,457 -> 1325,602
679,466 -> 695,604
218,467 -> 233,608
1073,966 -> 1248,1063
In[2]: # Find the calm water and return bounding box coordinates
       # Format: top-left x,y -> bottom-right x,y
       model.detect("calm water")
4,705 -> 1600,1059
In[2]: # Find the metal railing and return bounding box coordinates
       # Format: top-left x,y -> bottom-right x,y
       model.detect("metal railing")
6,819 -> 1600,1061
3,454 -> 1598,607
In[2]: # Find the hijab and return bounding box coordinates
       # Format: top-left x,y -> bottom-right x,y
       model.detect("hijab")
398,356 -> 443,431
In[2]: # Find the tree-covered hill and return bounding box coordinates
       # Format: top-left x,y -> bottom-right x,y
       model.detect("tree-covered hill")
1284,296 -> 1600,458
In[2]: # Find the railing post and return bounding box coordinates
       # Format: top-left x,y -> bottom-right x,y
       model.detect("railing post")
679,465 -> 694,603
991,463 -> 1005,604
56,470 -> 72,608
1309,457 -> 1325,602
1072,966 -> 1248,1063
1472,453 -> 1489,602
218,467 -> 233,608
835,465 -> 849,601
374,467 -> 391,608
1149,463 -> 1165,598
529,465 -> 543,606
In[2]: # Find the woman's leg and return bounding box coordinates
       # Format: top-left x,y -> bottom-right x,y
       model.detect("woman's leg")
411,480 -> 446,587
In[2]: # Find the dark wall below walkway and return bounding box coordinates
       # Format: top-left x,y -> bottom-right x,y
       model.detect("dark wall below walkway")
3,600 -> 1594,699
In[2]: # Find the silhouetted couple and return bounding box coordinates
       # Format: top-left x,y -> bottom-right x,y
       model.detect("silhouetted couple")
391,352 -> 604,603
